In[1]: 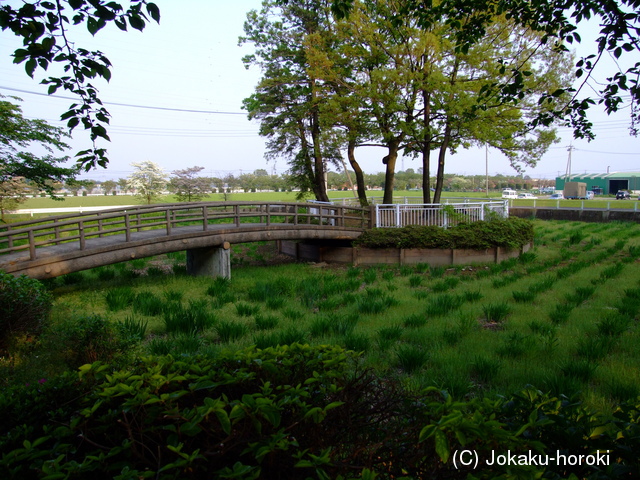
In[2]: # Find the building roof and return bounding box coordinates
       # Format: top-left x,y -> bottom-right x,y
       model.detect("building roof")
558,172 -> 640,180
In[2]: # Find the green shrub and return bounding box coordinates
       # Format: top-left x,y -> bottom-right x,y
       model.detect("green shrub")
2,346 -> 640,480
0,272 -> 52,352
354,217 -> 534,250
46,314 -> 124,367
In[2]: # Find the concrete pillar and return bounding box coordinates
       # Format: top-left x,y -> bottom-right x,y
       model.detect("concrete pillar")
186,242 -> 231,279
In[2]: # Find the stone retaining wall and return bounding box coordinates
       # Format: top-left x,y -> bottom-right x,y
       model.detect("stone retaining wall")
278,240 -> 531,266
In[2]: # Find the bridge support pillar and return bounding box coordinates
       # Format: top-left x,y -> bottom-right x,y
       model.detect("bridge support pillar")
186,242 -> 231,279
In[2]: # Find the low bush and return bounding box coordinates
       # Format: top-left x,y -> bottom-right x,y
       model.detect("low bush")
354,217 -> 534,250
0,273 -> 52,353
1,345 -> 640,479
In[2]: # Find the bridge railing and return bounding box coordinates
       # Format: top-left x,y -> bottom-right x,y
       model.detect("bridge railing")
375,201 -> 508,228
0,202 -> 372,261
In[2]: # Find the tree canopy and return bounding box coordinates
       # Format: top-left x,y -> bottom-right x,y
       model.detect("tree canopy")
0,0 -> 160,171
329,0 -> 640,140
127,160 -> 167,204
245,0 -> 572,203
0,96 -> 76,197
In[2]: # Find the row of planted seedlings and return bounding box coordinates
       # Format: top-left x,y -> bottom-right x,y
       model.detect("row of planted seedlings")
80,219 -> 640,409
45,222 -> 640,403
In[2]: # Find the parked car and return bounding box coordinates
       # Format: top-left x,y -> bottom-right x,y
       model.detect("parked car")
549,193 -> 564,199
517,193 -> 538,199
616,190 -> 631,200
502,189 -> 518,199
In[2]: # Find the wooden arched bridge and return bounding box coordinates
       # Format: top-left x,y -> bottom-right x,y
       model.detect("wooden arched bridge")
0,201 -> 372,279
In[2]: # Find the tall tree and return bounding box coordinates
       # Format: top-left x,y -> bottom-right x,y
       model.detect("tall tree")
331,0 -> 640,139
169,166 -> 209,202
241,0 -> 342,202
127,161 -> 167,204
0,176 -> 29,222
1,97 -> 77,198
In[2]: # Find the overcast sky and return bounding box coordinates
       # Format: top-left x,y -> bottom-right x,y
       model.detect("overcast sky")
1,0 -> 639,182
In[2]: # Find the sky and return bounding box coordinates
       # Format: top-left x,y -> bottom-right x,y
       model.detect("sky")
1,0 -> 639,183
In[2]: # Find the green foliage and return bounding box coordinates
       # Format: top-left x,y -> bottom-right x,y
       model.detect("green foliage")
3,343 -> 640,479
0,3 -> 161,169
355,217 -> 534,250
47,314 -> 125,367
0,344 -> 412,479
0,272 -> 52,352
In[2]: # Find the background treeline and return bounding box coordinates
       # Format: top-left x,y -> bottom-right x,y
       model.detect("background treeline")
52,170 -> 555,197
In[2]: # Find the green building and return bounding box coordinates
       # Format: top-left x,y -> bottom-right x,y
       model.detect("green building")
555,172 -> 640,195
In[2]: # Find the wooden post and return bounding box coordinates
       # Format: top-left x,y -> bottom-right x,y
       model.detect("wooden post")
28,230 -> 36,260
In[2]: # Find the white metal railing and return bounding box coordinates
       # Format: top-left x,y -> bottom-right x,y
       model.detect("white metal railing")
375,201 -> 508,228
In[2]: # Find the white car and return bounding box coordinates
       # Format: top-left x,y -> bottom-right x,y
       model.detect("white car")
517,193 -> 538,199
549,193 -> 564,199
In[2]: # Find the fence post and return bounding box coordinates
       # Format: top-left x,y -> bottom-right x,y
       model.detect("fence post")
79,221 -> 85,250
28,230 -> 36,260
166,209 -> 172,235
125,214 -> 131,242
396,204 -> 401,228
203,205 -> 208,231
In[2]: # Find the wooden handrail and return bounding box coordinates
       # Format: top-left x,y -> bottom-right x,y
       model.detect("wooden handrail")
0,201 -> 371,260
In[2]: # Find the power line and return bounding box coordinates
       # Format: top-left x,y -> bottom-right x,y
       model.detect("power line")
0,85 -> 247,115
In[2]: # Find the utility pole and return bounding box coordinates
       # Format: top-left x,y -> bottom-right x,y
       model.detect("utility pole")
485,144 -> 489,197
565,145 -> 574,179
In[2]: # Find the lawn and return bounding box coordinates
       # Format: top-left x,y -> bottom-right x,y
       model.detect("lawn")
11,218 -> 639,412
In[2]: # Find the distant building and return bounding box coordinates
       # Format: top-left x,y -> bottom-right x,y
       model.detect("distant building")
555,172 -> 640,195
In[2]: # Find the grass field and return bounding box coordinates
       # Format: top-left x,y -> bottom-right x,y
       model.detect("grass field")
14,190 -> 639,212
11,218 -> 637,413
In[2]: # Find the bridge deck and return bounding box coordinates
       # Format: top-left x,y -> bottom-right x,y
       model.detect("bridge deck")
0,201 -> 371,278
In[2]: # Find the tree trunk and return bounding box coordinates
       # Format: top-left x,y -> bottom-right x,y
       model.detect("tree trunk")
433,122 -> 452,204
347,138 -> 368,207
422,90 -> 432,204
311,80 -> 329,202
382,138 -> 401,204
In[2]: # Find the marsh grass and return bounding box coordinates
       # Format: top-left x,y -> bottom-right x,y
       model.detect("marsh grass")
560,359 -> 598,382
512,290 -> 536,303
254,314 -> 279,331
482,303 -> 511,323
471,355 -> 501,383
425,294 -> 463,316
215,320 -> 248,343
549,303 -> 573,325
163,302 -> 215,334
343,332 -> 371,353
403,313 -> 427,328
496,332 -> 533,358
235,302 -> 260,317
36,218 -> 640,408
396,345 -> 429,373
118,315 -> 148,341
105,287 -> 135,311
133,291 -> 164,316
565,286 -> 596,306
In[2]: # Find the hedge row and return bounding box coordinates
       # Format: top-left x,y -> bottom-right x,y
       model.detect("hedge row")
1,344 -> 638,479
354,217 -> 535,250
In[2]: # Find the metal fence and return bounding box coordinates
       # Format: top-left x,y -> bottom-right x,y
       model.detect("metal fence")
375,201 -> 508,228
